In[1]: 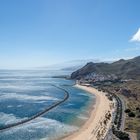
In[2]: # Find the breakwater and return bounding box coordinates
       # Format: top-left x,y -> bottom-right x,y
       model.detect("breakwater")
0,85 -> 69,131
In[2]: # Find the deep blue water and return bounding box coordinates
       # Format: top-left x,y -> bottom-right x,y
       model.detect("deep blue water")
0,70 -> 95,140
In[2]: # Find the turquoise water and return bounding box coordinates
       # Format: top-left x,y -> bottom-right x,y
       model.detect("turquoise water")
0,70 -> 95,140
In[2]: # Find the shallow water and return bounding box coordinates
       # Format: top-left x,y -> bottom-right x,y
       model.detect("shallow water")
0,70 -> 95,140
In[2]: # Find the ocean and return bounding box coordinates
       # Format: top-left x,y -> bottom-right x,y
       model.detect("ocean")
0,70 -> 95,140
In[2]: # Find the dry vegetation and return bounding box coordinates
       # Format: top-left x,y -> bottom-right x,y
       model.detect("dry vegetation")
97,80 -> 140,138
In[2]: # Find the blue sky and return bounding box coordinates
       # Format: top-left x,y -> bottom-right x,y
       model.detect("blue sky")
0,0 -> 140,68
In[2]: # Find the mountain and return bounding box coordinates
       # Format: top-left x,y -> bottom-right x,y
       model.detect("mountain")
37,59 -> 101,71
71,56 -> 140,80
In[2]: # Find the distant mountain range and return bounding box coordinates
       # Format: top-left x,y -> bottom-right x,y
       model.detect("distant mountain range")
37,59 -> 101,71
71,56 -> 140,80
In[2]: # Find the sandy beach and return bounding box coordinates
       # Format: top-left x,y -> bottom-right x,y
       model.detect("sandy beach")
62,84 -> 113,140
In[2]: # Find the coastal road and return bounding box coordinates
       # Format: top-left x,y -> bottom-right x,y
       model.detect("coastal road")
104,94 -> 126,140
0,85 -> 69,131
118,95 -> 126,131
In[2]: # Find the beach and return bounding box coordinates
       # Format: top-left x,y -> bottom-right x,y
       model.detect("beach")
63,84 -> 113,140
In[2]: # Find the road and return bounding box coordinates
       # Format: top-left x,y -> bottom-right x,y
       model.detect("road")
104,93 -> 126,140
118,94 -> 126,131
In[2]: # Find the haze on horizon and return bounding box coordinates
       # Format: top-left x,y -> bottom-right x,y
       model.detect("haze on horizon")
0,0 -> 140,69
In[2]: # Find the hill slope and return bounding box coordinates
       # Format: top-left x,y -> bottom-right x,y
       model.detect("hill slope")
71,56 -> 140,80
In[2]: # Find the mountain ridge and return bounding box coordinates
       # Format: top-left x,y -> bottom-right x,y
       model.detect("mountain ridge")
71,56 -> 140,80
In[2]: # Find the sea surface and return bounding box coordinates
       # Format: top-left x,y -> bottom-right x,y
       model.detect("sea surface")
0,70 -> 95,140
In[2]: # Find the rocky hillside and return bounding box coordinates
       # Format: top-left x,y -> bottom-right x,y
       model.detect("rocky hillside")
71,56 -> 140,80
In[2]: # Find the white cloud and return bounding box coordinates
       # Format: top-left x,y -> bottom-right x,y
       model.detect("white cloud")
130,28 -> 140,42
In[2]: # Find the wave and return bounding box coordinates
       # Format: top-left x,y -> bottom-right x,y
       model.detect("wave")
0,112 -> 27,125
0,113 -> 78,140
77,114 -> 88,120
0,93 -> 59,102
0,84 -> 52,91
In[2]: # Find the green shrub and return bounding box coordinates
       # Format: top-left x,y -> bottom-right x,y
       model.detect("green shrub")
112,126 -> 130,140
115,131 -> 130,140
125,109 -> 131,113
136,107 -> 140,110
128,112 -> 135,117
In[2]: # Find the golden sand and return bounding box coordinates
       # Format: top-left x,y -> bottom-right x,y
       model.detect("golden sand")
62,84 -> 113,140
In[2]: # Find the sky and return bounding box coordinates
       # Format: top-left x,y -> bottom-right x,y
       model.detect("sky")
0,0 -> 140,69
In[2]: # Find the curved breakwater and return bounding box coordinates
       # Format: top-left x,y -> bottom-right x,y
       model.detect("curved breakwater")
0,85 -> 69,131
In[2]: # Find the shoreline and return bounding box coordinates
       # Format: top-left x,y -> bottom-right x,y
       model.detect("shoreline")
62,84 -> 113,140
